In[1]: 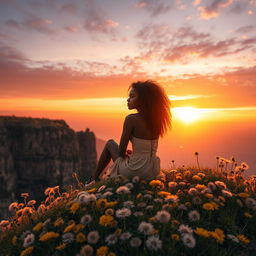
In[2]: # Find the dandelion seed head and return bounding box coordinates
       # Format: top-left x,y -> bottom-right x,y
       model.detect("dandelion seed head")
155,210 -> 171,223
87,231 -> 99,244
146,235 -> 162,251
138,221 -> 154,235
130,237 -> 142,247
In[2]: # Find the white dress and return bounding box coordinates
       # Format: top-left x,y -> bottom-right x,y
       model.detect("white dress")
102,136 -> 160,180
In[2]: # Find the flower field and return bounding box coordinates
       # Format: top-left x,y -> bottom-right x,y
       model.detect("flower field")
0,165 -> 256,256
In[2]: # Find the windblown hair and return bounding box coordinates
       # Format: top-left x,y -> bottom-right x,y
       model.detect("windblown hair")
129,80 -> 171,137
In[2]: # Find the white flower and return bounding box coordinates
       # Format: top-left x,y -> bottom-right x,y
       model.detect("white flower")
62,232 -> 74,243
23,233 -> 35,247
144,194 -> 153,200
145,205 -> 154,211
178,224 -> 193,235
132,176 -> 140,183
133,211 -> 144,217
197,172 -> 206,178
120,232 -> 132,240
116,186 -> 130,194
146,235 -> 162,251
80,214 -> 93,225
178,204 -> 188,211
155,210 -> 171,223
87,231 -> 99,244
138,221 -> 154,235
137,202 -> 147,208
227,234 -> 239,243
77,192 -> 96,204
97,185 -> 106,193
125,182 -> 134,190
181,233 -> 196,248
222,189 -> 233,197
116,208 -> 131,218
42,218 -> 51,227
207,182 -> 216,192
188,188 -> 198,196
153,198 -> 163,204
80,244 -> 94,256
192,196 -> 202,205
188,210 -> 200,221
123,200 -> 135,208
105,234 -> 118,245
130,237 -> 142,247
102,191 -> 113,198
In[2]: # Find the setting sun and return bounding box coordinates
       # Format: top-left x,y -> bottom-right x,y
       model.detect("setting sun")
172,107 -> 202,123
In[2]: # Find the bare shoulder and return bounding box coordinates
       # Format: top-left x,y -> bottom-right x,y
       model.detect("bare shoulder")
124,113 -> 137,123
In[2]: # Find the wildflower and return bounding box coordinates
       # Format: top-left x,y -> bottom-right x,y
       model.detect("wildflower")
98,185 -> 106,192
78,192 -> 97,204
207,182 -> 217,191
80,244 -> 94,256
205,193 -> 214,198
165,194 -> 179,203
144,194 -> 153,200
171,220 -> 180,228
123,200 -> 135,208
125,182 -> 134,190
130,237 -> 142,247
56,243 -> 66,250
116,208 -> 131,218
222,190 -> 233,197
133,211 -> 144,216
136,193 -> 142,199
62,232 -> 74,243
237,192 -> 249,198
188,188 -> 198,196
42,218 -> 51,227
64,223 -> 76,233
105,234 -> 118,245
244,212 -> 253,218
120,232 -> 132,240
194,227 -> 210,238
108,252 -> 116,256
210,228 -> 225,244
96,198 -> 108,209
39,232 -> 59,241
158,191 -> 171,197
192,175 -> 201,181
178,224 -> 193,235
37,204 -> 46,214
76,232 -> 87,243
241,162 -> 249,170
188,210 -> 200,221
132,176 -> 140,183
168,181 -> 178,189
192,196 -> 202,205
102,191 -> 113,198
155,210 -> 171,223
202,202 -> 218,211
153,198 -> 163,204
116,186 -> 130,194
138,221 -> 154,235
81,214 -> 93,225
105,201 -> 118,208
227,234 -> 239,243
245,197 -> 256,208
32,222 -> 43,232
149,179 -> 164,188
85,187 -> 97,193
181,234 -> 196,248
195,184 -> 206,191
105,208 -> 114,216
178,204 -> 188,211
8,202 -> 18,212
96,246 -> 109,256
23,233 -> 35,247
171,234 -> 180,241
146,205 -> 154,211
12,235 -> 17,246
137,202 -> 147,208
214,181 -> 227,189
146,235 -> 162,251
237,234 -> 250,244
99,215 -> 115,227
20,246 -> 34,256
87,231 -> 100,244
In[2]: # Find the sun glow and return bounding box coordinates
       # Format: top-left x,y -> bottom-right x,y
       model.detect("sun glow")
172,107 -> 202,123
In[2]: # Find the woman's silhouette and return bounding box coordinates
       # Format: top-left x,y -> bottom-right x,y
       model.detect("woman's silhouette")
91,80 -> 171,182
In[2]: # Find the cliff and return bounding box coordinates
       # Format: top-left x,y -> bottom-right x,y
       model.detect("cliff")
0,116 -> 97,220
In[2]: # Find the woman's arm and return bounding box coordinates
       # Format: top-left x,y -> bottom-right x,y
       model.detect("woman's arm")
118,114 -> 134,157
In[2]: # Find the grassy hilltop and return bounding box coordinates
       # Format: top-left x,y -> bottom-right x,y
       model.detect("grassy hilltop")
0,160 -> 256,256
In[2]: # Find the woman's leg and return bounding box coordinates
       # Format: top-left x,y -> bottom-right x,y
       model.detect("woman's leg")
92,139 -> 119,180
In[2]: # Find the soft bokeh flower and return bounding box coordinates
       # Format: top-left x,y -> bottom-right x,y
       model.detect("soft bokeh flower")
146,235 -> 162,250
116,208 -> 131,218
96,246 -> 109,256
39,232 -> 59,241
227,234 -> 239,243
80,244 -> 94,256
76,232 -> 86,243
81,214 -> 93,225
155,210 -> 171,223
62,232 -> 74,243
188,210 -> 200,221
138,221 -> 154,235
181,234 -> 196,248
105,233 -> 118,245
237,234 -> 250,244
123,200 -> 135,208
120,232 -> 132,240
130,237 -> 142,247
116,186 -> 130,194
178,224 -> 193,235
20,246 -> 34,256
23,233 -> 35,247
99,215 -> 115,227
87,231 -> 100,244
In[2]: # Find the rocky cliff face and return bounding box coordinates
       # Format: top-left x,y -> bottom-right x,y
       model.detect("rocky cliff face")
0,116 -> 97,220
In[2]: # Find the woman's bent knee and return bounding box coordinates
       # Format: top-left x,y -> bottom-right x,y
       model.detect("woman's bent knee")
106,139 -> 117,147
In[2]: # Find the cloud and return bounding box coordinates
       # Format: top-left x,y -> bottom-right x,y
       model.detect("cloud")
5,19 -> 20,28
134,0 -> 174,16
228,2 -> 247,14
198,0 -> 233,20
61,3 -> 78,14
235,25 -> 254,34
64,25 -> 79,33
22,16 -> 55,34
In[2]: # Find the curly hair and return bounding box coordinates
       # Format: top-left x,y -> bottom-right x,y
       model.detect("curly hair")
129,80 -> 171,137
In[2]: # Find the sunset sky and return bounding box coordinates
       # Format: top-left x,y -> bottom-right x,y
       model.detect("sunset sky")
0,0 -> 256,174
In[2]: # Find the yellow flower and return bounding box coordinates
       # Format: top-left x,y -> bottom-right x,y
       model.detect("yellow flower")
237,192 -> 249,198
237,234 -> 250,244
73,223 -> 85,233
205,193 -> 213,199
96,199 -> 108,209
145,190 -> 154,194
99,215 -> 115,227
105,201 -> 118,208
64,223 -> 76,233
70,202 -> 80,214
244,212 -> 253,218
12,235 -> 17,246
76,232 -> 87,243
192,175 -> 202,181
202,202 -> 218,211
56,243 -> 67,250
218,196 -> 225,202
96,246 -> 109,256
136,193 -> 142,199
149,217 -> 156,222
194,227 -> 210,238
85,187 -> 97,193
210,228 -> 225,244
195,184 -> 206,191
171,234 -> 180,241
54,217 -> 64,227
32,222 -> 43,232
149,180 -> 164,188
20,246 -> 34,256
39,232 -> 60,241
158,191 -> 171,197
108,252 -> 116,256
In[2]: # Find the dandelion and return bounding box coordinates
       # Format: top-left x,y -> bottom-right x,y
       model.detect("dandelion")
123,200 -> 135,208
130,237 -> 142,247
149,179 -> 164,188
165,194 -> 179,203
146,235 -> 162,251
80,244 -> 94,256
116,186 -> 130,194
120,232 -> 132,240
105,234 -> 118,245
188,210 -> 200,221
116,208 -> 131,218
23,233 -> 35,247
64,223 -> 76,233
81,214 -> 93,225
132,176 -> 140,183
227,234 -> 239,243
178,224 -> 193,235
192,175 -> 202,181
202,202 -> 218,211
54,217 -> 64,227
210,228 -> 225,244
155,210 -> 171,223
138,221 -> 154,235
70,202 -> 80,214
87,231 -> 100,244
62,232 -> 74,243
182,233 -> 196,248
